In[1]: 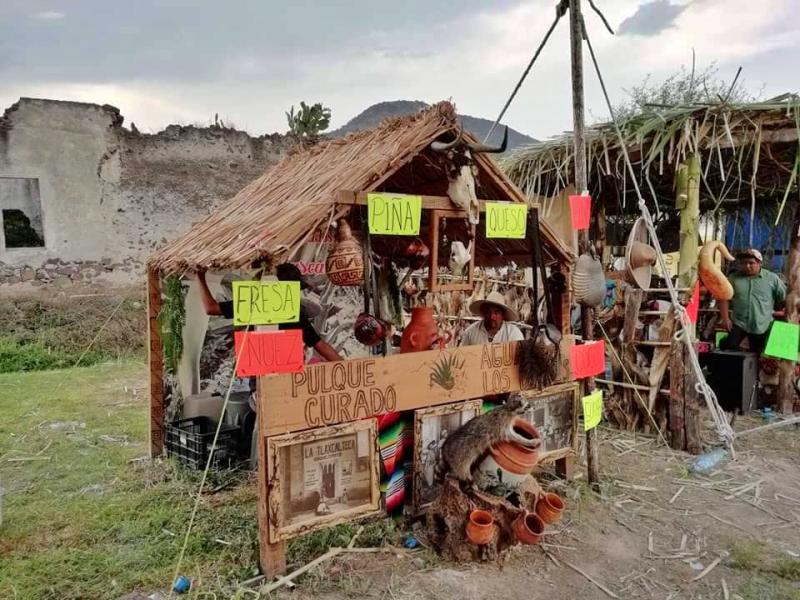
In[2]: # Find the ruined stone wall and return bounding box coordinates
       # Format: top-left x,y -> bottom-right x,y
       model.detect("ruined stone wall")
0,98 -> 291,288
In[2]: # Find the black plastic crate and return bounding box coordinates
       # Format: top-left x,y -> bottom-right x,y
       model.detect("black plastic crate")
165,416 -> 240,470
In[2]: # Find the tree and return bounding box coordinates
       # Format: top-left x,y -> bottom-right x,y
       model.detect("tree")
286,101 -> 331,139
611,62 -> 763,122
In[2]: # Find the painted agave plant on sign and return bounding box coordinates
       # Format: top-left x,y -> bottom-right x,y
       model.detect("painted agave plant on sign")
429,353 -> 466,391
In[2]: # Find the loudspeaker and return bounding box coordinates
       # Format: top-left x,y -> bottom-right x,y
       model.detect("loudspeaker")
699,350 -> 758,414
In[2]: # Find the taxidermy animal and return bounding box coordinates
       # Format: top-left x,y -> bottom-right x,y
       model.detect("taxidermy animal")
699,240 -> 735,300
449,240 -> 472,278
437,394 -> 539,486
431,125 -> 508,225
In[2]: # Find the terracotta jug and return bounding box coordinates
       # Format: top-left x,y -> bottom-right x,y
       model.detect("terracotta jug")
400,307 -> 439,353
512,512 -> 545,545
325,219 -> 364,286
465,510 -> 496,545
535,492 -> 565,525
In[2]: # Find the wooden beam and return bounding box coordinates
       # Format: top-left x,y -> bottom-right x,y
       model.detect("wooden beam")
258,387 -> 287,578
147,267 -> 165,457
683,343 -> 703,455
336,189 -> 494,212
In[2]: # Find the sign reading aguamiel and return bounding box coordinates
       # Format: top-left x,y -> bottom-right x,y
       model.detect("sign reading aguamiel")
259,342 -> 527,436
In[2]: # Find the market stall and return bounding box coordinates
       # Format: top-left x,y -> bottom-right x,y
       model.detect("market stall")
147,101 -> 582,577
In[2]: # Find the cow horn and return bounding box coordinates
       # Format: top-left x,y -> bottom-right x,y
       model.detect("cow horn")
430,125 -> 464,152
467,126 -> 508,154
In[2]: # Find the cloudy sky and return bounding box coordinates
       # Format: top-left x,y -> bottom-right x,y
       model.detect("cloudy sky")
1,0 -> 797,139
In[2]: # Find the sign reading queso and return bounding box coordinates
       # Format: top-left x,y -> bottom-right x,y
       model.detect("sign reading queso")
259,342 -> 527,436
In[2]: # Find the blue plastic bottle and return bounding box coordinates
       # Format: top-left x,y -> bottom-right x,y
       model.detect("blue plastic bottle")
689,448 -> 727,473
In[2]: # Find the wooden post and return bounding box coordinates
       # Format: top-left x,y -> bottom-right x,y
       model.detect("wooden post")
668,339 -> 686,451
568,0 -> 599,488
683,342 -> 703,455
257,383 -> 288,578
147,267 -> 165,457
778,202 -> 800,413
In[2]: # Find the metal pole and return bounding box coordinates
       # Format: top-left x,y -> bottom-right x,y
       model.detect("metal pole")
568,0 -> 600,488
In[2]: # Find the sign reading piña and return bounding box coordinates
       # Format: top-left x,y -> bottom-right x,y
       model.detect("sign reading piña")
485,202 -> 528,239
367,192 -> 422,235
232,281 -> 300,326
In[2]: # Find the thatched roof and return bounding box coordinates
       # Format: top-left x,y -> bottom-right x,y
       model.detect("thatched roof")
150,101 -> 573,275
503,95 -> 800,218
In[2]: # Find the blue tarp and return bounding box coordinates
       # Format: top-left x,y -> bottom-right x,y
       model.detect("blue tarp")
725,211 -> 791,273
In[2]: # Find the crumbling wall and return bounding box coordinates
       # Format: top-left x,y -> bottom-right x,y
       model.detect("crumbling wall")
0,97 -> 292,288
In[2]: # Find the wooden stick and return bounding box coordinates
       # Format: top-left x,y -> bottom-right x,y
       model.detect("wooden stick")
561,559 -> 619,598
5,456 -> 51,462
263,547 -> 343,593
736,415 -> 800,437
669,486 -> 685,504
691,552 -> 728,581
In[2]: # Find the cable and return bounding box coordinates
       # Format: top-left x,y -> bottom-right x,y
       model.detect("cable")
581,17 -> 735,449
482,0 -> 569,143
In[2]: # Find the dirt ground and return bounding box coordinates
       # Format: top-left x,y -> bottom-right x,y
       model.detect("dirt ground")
268,421 -> 800,600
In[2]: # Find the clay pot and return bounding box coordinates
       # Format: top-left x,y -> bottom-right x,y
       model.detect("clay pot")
699,240 -> 735,300
354,313 -> 388,346
513,512 -> 545,545
535,492 -> 565,525
465,510 -> 496,546
508,418 -> 541,449
400,307 -> 439,353
325,219 -> 364,286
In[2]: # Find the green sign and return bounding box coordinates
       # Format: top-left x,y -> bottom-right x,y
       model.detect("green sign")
232,281 -> 300,326
715,331 -> 728,347
367,193 -> 422,235
764,321 -> 800,362
582,390 -> 603,431
485,202 -> 528,239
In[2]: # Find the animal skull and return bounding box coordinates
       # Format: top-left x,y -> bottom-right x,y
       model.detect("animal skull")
430,125 -> 508,226
449,240 -> 472,278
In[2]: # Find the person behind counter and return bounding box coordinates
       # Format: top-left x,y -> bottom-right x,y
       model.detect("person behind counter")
459,290 -> 524,346
196,263 -> 343,363
718,248 -> 786,355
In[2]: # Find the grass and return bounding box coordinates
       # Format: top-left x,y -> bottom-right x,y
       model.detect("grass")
728,540 -> 800,600
0,294 -> 145,373
0,361 -> 406,599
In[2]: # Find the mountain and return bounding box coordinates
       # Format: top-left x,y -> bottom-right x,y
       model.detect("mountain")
329,100 -> 537,150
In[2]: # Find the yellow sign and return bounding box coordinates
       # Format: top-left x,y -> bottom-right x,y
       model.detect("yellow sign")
581,390 -> 603,431
232,281 -> 301,326
367,193 -> 422,235
485,202 -> 528,239
655,251 -> 680,278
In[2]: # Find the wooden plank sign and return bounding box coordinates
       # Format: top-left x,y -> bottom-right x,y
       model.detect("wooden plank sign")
485,202 -> 528,239
266,420 -> 381,542
367,192 -> 422,235
232,281 -> 300,326
260,342 -> 527,436
235,330 -> 304,377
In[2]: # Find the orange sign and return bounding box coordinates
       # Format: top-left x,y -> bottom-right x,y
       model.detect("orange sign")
235,330 -> 304,377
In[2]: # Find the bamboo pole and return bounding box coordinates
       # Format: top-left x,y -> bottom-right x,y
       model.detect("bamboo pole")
678,154 -> 701,291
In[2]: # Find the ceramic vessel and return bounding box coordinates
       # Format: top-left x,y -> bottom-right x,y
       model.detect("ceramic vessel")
535,492 -> 565,525
354,313 -> 388,346
325,219 -> 364,286
699,240 -> 735,300
400,307 -> 439,353
512,512 -> 545,545
465,510 -> 496,545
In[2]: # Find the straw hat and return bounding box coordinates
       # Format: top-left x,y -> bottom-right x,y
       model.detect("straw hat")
625,217 -> 657,290
469,290 -> 518,322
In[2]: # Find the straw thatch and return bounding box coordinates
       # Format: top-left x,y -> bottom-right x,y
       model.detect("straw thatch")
150,101 -> 573,275
502,95 -> 800,220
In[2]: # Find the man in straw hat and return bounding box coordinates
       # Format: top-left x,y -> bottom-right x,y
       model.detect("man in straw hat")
719,248 -> 785,355
459,290 -> 524,346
